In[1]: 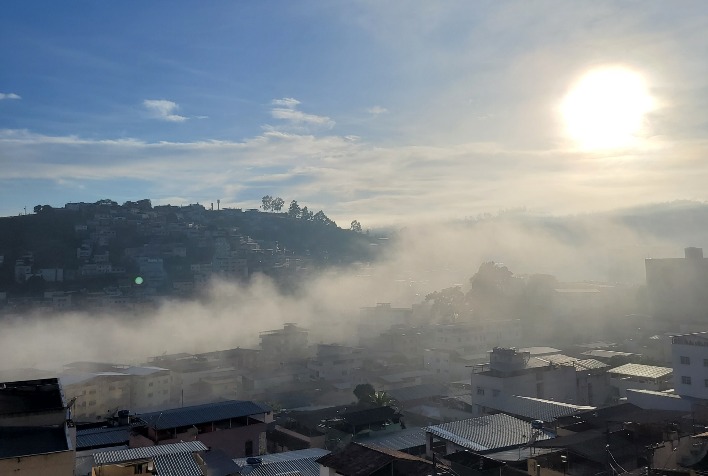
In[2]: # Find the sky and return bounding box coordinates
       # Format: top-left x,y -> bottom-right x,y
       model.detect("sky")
1,1 -> 707,227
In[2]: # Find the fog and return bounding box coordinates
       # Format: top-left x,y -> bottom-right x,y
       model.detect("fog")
0,211 -> 702,372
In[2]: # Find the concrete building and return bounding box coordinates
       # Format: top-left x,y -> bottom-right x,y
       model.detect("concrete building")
470,348 -> 610,414
308,344 -> 364,382
607,363 -> 673,397
646,247 -> 708,323
672,332 -> 708,400
62,372 -> 132,422
259,323 -> 309,363
0,378 -> 76,475
132,400 -> 272,458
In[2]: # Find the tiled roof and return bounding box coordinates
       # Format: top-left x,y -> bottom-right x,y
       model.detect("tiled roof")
608,363 -> 672,379
153,452 -> 203,476
94,441 -> 208,465
485,395 -> 594,422
139,400 -> 270,430
424,413 -> 553,452
76,426 -> 130,449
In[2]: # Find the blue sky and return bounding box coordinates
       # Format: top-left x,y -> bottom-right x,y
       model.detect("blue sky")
1,1 -> 707,225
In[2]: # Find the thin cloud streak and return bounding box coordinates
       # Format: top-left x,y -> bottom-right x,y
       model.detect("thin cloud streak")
0,93 -> 21,100
0,124 -> 705,226
143,99 -> 188,122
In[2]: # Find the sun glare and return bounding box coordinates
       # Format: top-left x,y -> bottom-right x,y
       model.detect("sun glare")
561,66 -> 655,150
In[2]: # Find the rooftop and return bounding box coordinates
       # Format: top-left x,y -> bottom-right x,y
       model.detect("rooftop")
0,426 -> 70,459
0,378 -> 65,416
317,442 -> 453,476
425,413 -> 554,452
76,426 -> 131,450
485,395 -> 595,422
608,363 -> 673,380
93,440 -> 208,465
139,400 -> 271,430
152,452 -> 203,476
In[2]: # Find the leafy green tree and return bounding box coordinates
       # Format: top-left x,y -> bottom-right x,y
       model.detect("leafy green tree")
353,383 -> 375,404
369,391 -> 398,409
350,220 -> 362,233
261,195 -> 273,211
288,200 -> 301,218
301,206 -> 313,221
271,197 -> 285,211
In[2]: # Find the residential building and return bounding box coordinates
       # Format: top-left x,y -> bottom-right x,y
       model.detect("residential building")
358,303 -> 413,344
607,363 -> 673,397
259,323 -> 309,363
90,440 -> 208,476
308,344 -> 364,381
0,378 -> 76,476
424,413 -> 554,458
61,372 -> 131,422
672,332 -> 708,400
646,247 -> 708,323
470,348 -> 610,414
132,399 -> 272,458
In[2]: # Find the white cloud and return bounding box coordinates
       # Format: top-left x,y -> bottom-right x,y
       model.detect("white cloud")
272,97 -> 300,108
367,106 -> 388,116
0,93 -> 21,100
143,99 -> 188,122
270,97 -> 335,129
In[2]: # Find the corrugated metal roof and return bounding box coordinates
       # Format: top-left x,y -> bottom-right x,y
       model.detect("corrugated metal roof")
153,452 -> 204,476
234,448 -> 330,466
239,456 -> 322,476
94,441 -> 208,465
608,363 -> 672,379
76,426 -> 130,449
574,358 -> 608,370
424,413 -> 553,452
356,427 -> 426,451
484,395 -> 594,422
139,400 -> 271,430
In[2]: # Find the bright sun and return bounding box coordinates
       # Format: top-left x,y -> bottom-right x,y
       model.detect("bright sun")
561,66 -> 655,150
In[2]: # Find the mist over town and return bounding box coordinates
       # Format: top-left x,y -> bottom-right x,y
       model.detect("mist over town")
1,2 -> 708,476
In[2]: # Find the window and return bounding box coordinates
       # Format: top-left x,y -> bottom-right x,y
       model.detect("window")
476,387 -> 485,396
682,376 -> 692,385
493,389 -> 500,398
703,359 -> 708,367
245,440 -> 254,457
704,379 -> 708,387
680,356 -> 691,365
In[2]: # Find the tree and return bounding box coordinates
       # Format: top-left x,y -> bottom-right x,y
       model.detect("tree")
353,383 -> 375,405
350,220 -> 362,233
369,391 -> 398,409
33,205 -> 42,214
301,206 -> 313,221
271,197 -> 285,211
288,200 -> 301,218
261,195 -> 273,211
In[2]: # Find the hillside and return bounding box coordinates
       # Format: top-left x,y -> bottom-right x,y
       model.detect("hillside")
0,200 -> 381,312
